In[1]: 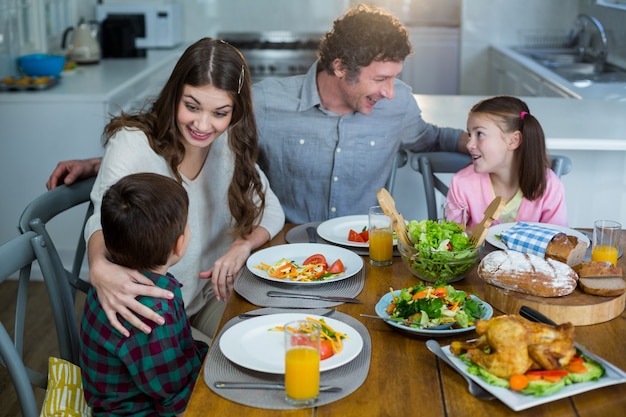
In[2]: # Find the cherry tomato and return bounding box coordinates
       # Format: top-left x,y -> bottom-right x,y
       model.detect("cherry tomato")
303,254 -> 327,267
320,340 -> 334,360
327,259 -> 345,273
348,229 -> 365,242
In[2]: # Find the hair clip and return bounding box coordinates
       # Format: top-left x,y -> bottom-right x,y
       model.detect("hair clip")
237,65 -> 245,94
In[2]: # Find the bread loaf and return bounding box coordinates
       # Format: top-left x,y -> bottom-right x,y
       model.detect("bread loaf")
572,261 -> 622,278
578,277 -> 626,297
545,233 -> 588,266
478,250 -> 578,297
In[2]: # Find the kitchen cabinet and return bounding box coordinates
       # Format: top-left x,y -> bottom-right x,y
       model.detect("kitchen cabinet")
489,48 -> 576,98
0,49 -> 182,276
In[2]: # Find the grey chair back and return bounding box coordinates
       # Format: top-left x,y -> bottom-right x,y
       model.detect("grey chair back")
411,152 -> 573,221
0,231 -> 80,417
410,152 -> 472,221
18,177 -> 95,298
385,149 -> 408,194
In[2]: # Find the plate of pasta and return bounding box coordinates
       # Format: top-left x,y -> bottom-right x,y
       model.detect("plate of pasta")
219,313 -> 363,373
247,243 -> 363,285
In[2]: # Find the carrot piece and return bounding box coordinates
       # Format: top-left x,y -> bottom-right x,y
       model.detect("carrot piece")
412,290 -> 428,300
567,362 -> 587,374
509,374 -> 529,391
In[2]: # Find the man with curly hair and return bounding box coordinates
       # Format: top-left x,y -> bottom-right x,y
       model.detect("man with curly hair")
253,4 -> 469,223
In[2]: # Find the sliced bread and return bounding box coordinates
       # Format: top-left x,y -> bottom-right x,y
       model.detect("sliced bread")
578,276 -> 626,297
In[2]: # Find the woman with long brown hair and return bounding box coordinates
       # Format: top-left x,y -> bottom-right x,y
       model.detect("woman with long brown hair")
85,38 -> 284,342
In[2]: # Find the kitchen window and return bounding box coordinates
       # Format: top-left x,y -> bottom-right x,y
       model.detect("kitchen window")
0,0 -> 73,56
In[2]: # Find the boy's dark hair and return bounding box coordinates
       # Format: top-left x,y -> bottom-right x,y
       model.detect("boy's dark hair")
101,173 -> 189,271
317,3 -> 413,83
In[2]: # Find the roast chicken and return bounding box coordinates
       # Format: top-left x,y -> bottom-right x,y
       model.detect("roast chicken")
450,315 -> 576,379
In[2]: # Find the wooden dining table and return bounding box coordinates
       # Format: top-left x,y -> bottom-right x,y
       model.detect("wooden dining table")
185,225 -> 626,417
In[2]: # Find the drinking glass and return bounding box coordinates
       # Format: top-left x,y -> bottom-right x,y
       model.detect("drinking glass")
284,320 -> 321,407
368,205 -> 393,266
441,201 -> 467,229
592,220 -> 621,266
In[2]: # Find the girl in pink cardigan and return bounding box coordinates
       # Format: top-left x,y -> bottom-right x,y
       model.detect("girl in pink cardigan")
447,96 -> 568,229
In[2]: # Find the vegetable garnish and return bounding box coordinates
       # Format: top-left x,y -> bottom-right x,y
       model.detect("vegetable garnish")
348,227 -> 369,243
460,353 -> 605,397
385,283 -> 485,329
254,255 -> 345,282
271,317 -> 349,360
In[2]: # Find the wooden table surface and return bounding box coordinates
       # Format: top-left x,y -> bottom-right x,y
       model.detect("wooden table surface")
185,225 -> 626,417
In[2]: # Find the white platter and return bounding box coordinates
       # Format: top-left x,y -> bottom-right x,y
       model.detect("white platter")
486,222 -> 590,251
374,290 -> 493,336
317,215 -> 397,248
246,243 -> 363,285
219,313 -> 364,374
440,343 -> 626,411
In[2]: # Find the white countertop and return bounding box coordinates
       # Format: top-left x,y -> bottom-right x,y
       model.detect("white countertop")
492,45 -> 626,102
415,94 -> 626,151
0,48 -> 185,104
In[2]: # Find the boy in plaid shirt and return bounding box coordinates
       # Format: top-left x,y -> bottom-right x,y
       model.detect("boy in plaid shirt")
79,173 -> 208,416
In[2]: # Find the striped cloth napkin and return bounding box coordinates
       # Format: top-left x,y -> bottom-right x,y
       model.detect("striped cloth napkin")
499,222 -> 561,257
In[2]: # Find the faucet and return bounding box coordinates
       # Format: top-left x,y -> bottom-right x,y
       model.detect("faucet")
575,14 -> 608,73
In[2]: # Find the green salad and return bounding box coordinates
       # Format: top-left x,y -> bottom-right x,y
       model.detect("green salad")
386,284 -> 486,329
404,219 -> 478,282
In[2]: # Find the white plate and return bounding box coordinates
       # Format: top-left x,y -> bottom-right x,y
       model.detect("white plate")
486,222 -> 590,251
219,313 -> 364,374
246,243 -> 363,285
440,343 -> 626,411
317,215 -> 397,248
374,290 -> 493,336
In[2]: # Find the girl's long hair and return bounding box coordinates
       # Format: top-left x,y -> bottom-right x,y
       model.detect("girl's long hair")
470,96 -> 550,200
104,38 -> 264,236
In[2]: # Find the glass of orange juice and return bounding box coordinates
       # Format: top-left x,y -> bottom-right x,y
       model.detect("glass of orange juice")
368,205 -> 393,266
284,320 -> 320,407
592,220 -> 621,266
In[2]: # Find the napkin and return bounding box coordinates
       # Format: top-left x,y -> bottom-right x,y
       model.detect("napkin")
499,222 -> 561,257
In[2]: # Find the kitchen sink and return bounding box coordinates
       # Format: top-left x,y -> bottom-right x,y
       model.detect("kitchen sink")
514,46 -> 626,83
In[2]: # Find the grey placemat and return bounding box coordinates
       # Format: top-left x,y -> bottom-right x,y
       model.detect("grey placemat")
204,308 -> 371,410
287,222 -> 400,257
234,266 -> 364,308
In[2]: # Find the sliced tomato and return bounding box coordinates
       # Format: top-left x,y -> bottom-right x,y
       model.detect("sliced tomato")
327,259 -> 345,273
320,340 -> 334,360
303,254 -> 327,267
359,229 -> 369,242
348,229 -> 365,242
526,370 -> 569,378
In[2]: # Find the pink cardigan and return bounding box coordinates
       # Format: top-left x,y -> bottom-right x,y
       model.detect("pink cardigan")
447,165 -> 568,228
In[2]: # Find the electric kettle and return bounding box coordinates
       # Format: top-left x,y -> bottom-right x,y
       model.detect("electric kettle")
62,19 -> 101,64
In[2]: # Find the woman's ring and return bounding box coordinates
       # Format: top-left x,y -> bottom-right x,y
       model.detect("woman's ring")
226,273 -> 234,278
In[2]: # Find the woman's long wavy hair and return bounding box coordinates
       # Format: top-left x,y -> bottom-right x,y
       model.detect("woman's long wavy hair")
317,4 -> 412,83
103,38 -> 264,237
470,96 -> 550,200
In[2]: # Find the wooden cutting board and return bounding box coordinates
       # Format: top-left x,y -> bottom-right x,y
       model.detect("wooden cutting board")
484,283 -> 626,326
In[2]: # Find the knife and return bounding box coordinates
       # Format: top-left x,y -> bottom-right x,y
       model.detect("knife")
519,306 -> 557,326
214,381 -> 342,392
266,290 -> 362,303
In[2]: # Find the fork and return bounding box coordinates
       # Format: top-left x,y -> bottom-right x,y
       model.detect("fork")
426,340 -> 495,401
469,196 -> 505,246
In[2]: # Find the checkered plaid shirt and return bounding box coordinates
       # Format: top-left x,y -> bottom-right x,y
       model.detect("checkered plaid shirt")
79,272 -> 208,416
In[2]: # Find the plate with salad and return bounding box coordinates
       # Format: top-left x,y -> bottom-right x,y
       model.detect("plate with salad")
373,284 -> 493,336
440,342 -> 626,411
247,243 -> 363,285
